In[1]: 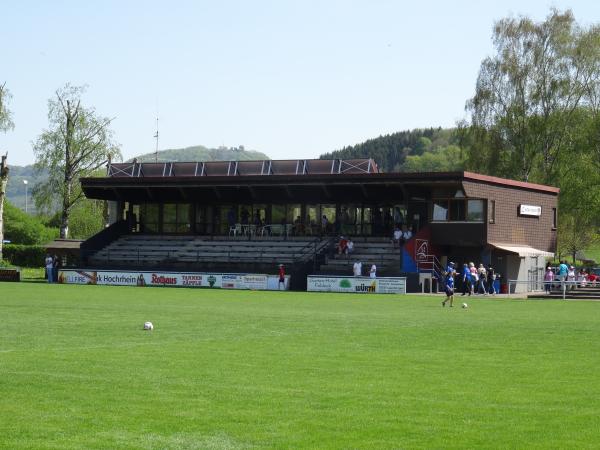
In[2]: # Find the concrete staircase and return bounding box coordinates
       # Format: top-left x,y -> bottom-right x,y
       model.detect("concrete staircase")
316,238 -> 402,276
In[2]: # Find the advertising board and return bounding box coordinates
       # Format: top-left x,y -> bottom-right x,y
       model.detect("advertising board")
307,276 -> 406,294
58,270 -> 288,291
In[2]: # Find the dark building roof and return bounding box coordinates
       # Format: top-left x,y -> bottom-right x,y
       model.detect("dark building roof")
80,159 -> 559,204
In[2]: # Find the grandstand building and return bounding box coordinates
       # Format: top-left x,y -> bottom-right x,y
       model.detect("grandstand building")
79,158 -> 559,292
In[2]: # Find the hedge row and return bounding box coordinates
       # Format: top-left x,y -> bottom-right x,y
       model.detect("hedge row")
2,244 -> 47,267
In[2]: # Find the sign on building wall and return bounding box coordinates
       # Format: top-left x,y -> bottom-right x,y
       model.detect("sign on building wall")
307,275 -> 406,294
58,269 -> 290,291
519,204 -> 542,217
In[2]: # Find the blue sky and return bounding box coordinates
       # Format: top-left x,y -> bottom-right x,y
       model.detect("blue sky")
1,0 -> 598,166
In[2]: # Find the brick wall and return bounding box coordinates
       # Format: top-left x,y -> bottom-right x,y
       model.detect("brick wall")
462,181 -> 558,253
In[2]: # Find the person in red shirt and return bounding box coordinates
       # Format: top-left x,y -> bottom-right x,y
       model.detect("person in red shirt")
278,264 -> 286,290
337,236 -> 348,255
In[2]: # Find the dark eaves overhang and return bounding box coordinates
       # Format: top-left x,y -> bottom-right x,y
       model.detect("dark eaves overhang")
80,172 -> 467,203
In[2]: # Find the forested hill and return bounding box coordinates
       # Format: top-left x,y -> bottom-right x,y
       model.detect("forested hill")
131,145 -> 269,162
320,128 -> 466,173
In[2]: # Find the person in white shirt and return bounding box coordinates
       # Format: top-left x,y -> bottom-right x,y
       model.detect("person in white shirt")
352,261 -> 362,277
346,239 -> 354,255
402,225 -> 413,242
370,264 -> 377,279
392,227 -> 402,247
45,254 -> 54,284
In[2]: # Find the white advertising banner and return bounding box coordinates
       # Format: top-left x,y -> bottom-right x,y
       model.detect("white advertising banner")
58,270 -> 287,291
519,204 -> 542,216
307,276 -> 406,294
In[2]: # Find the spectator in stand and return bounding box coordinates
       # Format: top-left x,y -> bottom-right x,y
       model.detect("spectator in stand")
321,215 -> 329,234
45,254 -> 54,284
544,266 -> 554,293
461,263 -> 471,296
240,207 -> 250,225
346,238 -> 354,256
487,265 -> 496,295
254,210 -> 264,236
294,215 -> 303,235
392,226 -> 402,248
400,225 -> 412,246
336,236 -> 348,255
227,207 -> 236,231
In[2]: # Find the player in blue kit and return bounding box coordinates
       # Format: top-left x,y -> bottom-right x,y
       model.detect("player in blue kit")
442,269 -> 455,307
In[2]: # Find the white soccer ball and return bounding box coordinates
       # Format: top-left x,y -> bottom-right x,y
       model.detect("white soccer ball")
462,303 -> 468,309
143,321 -> 154,331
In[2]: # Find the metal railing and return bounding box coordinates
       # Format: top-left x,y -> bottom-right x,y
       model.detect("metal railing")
508,279 -> 586,300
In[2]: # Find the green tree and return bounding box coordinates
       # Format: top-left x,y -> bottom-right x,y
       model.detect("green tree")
33,84 -> 121,239
0,83 -> 14,133
0,83 -> 15,261
465,9 -> 600,183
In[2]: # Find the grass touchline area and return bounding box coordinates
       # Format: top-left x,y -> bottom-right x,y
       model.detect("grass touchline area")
1,283 -> 599,449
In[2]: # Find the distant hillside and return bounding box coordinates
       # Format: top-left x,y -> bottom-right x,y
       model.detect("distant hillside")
4,164 -> 46,213
320,128 -> 465,173
131,145 -> 270,162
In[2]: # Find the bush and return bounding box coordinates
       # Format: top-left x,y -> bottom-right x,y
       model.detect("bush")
3,201 -> 59,244
2,244 -> 47,267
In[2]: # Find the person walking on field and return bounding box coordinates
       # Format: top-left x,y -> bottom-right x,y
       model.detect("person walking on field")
461,263 -> 471,296
442,271 -> 455,307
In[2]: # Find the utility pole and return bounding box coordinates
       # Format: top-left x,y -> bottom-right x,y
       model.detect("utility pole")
154,117 -> 159,163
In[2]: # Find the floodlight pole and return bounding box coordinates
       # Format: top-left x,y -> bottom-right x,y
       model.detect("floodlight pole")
23,179 -> 28,213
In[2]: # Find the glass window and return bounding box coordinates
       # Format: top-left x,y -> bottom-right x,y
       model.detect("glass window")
163,203 -> 190,233
467,200 -> 484,222
433,200 -> 448,221
140,203 -> 159,233
271,204 -> 286,225
449,200 -> 466,221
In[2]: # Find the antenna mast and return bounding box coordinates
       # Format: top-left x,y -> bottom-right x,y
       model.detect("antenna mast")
153,117 -> 159,163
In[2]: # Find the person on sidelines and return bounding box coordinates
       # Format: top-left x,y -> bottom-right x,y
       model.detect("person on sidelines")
477,264 -> 487,295
461,263 -> 471,296
567,265 -> 576,290
487,265 -> 496,295
352,261 -> 362,277
369,264 -> 377,279
442,271 -> 455,307
544,266 -> 554,294
53,254 -> 61,283
45,254 -> 54,284
558,260 -> 568,290
278,264 -> 286,290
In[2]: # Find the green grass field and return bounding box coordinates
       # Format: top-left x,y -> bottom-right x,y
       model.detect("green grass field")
1,284 -> 599,449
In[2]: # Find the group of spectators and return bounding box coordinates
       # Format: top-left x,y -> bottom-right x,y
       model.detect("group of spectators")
444,262 -> 498,296
391,225 -> 413,248
443,262 -> 498,305
352,261 -> 377,278
544,262 -> 595,293
44,254 -> 61,283
336,236 -> 354,256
